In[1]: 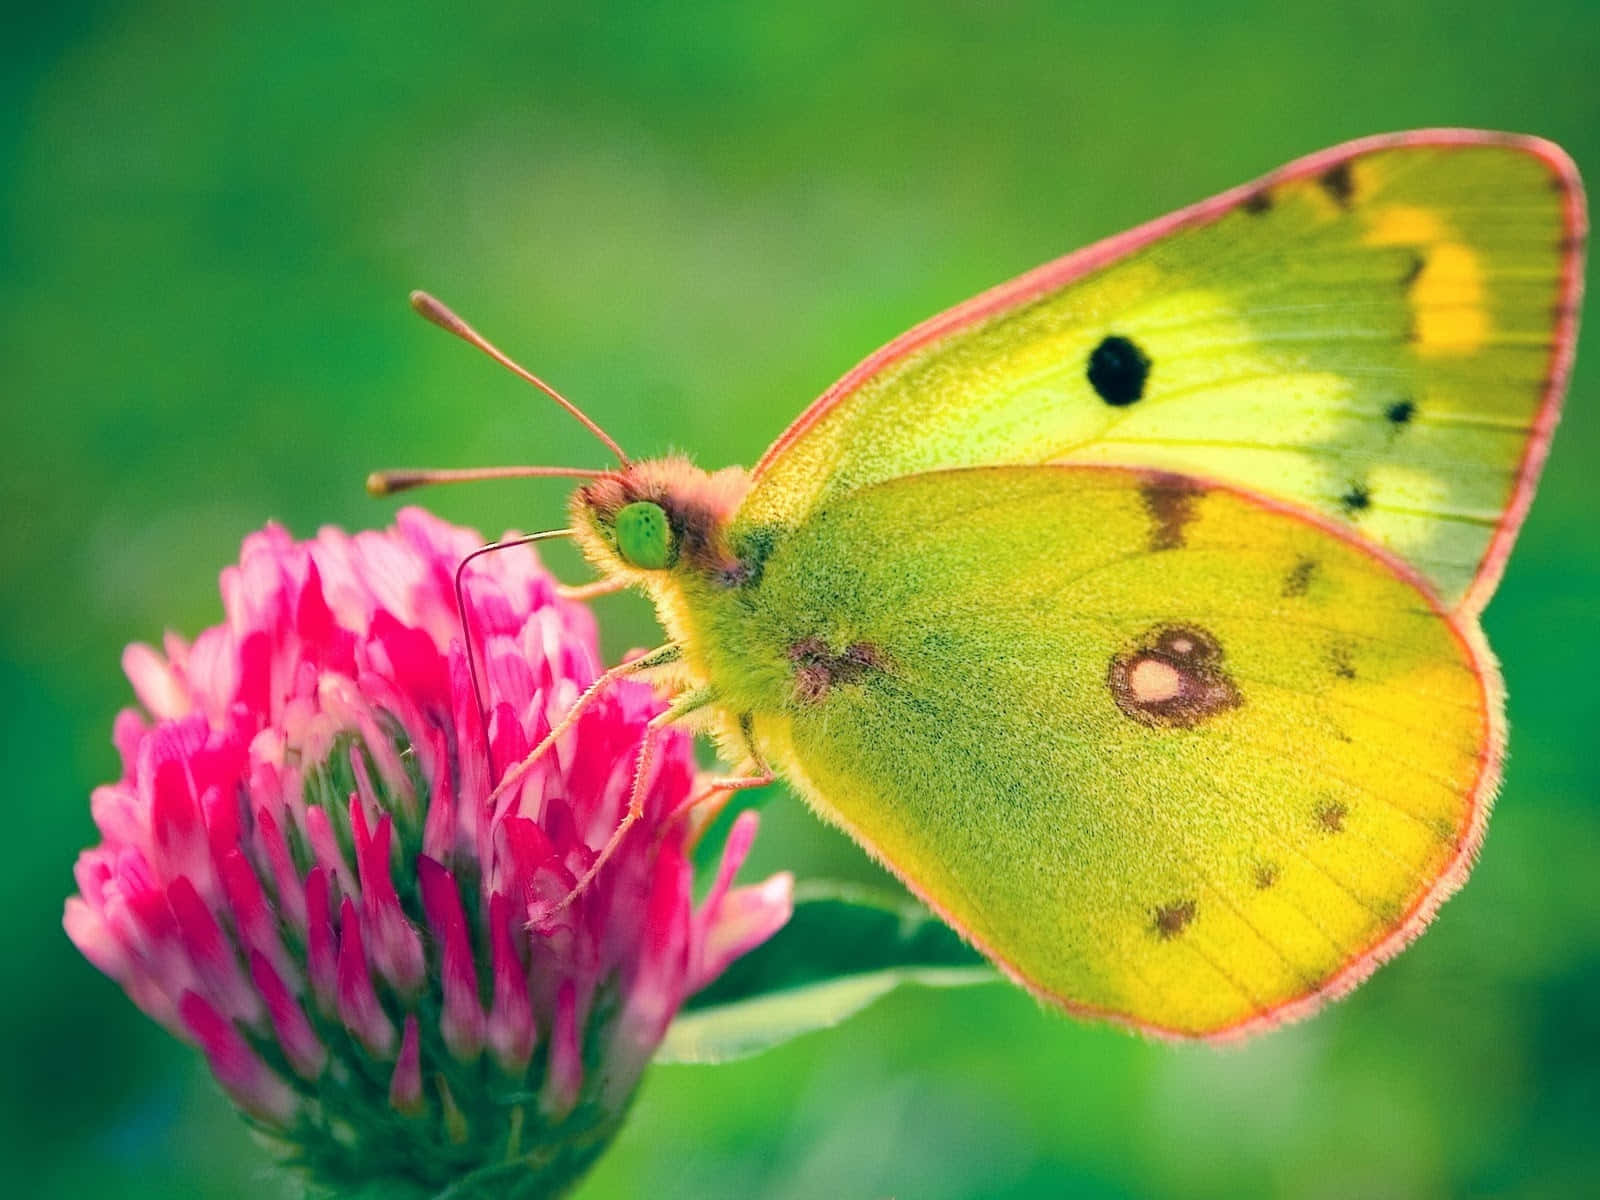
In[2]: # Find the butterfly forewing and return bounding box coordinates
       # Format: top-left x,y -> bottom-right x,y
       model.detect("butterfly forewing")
741,133 -> 1583,614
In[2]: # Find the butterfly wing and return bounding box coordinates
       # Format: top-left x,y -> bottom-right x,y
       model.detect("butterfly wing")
739,130 -> 1584,615
744,465 -> 1498,1038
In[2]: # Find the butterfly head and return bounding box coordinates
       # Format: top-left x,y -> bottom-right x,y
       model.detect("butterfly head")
571,455 -> 752,583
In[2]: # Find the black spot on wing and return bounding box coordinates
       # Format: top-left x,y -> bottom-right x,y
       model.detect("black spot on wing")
1400,255 -> 1428,346
1319,162 -> 1356,209
788,636 -> 889,705
1330,641 -> 1357,680
1385,399 -> 1416,427
1315,800 -> 1348,834
1282,558 -> 1318,598
1087,335 -> 1151,406
1139,474 -> 1205,551
1339,483 -> 1372,516
1154,899 -> 1197,939
1241,190 -> 1273,215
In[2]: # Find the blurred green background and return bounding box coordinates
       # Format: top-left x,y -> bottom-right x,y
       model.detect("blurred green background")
6,2 -> 1597,1196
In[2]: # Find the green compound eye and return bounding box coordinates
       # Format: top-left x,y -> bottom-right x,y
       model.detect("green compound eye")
614,501 -> 675,569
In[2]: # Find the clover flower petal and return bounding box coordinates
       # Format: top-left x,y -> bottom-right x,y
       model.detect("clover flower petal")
66,507 -> 793,1196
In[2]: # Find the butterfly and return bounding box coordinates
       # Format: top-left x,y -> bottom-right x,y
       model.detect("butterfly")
375,129 -> 1586,1040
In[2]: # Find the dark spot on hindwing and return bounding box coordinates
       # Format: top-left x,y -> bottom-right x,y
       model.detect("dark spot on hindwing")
1329,641 -> 1358,680
789,637 -> 887,704
789,637 -> 830,703
1339,483 -> 1372,516
1385,399 -> 1416,427
1108,624 -> 1242,729
1087,334 -> 1152,406
1139,474 -> 1205,551
1319,162 -> 1356,209
1282,557 -> 1318,598
1315,800 -> 1348,833
1253,863 -> 1279,890
1154,899 -> 1197,939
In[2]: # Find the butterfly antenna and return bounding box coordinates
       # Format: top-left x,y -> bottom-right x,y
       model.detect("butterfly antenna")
411,290 -> 631,466
366,464 -> 603,497
454,529 -> 576,739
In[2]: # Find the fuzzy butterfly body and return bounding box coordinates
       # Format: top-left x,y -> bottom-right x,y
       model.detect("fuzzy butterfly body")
406,130 -> 1584,1039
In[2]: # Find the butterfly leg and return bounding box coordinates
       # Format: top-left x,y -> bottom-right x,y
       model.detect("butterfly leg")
670,713 -> 776,847
555,577 -> 631,602
538,685 -> 717,921
488,642 -> 682,807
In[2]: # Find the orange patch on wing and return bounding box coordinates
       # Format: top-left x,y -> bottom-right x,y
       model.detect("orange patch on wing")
1412,243 -> 1489,355
1358,206 -> 1491,357
1363,204 -> 1446,246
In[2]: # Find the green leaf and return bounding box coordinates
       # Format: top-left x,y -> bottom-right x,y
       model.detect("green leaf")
658,882 -> 995,1064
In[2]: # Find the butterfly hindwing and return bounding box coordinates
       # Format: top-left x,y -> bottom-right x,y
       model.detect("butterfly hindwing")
742,131 -> 1584,614
740,465 -> 1497,1038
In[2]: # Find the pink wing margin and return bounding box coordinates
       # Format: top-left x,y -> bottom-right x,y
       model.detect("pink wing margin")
752,129 -> 1587,618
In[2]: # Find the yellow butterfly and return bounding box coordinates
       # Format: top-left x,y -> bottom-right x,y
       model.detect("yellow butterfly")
375,130 -> 1586,1040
